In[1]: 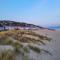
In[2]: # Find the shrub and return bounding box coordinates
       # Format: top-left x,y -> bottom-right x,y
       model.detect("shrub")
0,50 -> 15,60
28,45 -> 41,53
12,42 -> 23,53
4,40 -> 13,45
23,47 -> 29,53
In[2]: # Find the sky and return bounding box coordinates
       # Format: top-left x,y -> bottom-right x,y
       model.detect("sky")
0,0 -> 60,27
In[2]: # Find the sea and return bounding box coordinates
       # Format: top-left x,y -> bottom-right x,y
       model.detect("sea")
49,27 -> 60,30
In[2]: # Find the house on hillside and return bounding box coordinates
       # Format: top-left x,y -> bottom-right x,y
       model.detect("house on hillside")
0,24 -> 37,31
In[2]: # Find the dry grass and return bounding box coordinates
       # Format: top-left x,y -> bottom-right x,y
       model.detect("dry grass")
28,45 -> 41,53
0,30 -> 52,60
0,30 -> 51,44
0,50 -> 15,60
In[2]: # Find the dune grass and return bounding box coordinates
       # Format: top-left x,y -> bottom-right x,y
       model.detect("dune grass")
28,45 -> 41,53
12,41 -> 23,53
0,30 -> 51,45
0,30 -> 52,60
0,50 -> 15,60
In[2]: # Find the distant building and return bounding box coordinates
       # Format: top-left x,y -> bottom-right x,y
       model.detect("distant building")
0,25 -> 37,31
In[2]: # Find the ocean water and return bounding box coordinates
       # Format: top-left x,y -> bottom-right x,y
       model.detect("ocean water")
55,28 -> 60,30
49,27 -> 60,30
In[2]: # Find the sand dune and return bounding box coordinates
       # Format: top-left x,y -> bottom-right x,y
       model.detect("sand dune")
0,29 -> 60,60
31,30 -> 60,60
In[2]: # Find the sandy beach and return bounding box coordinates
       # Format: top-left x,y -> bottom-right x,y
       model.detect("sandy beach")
13,29 -> 60,60
30,29 -> 60,60
0,29 -> 60,60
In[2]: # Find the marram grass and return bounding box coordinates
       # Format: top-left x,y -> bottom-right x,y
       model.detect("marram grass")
0,50 -> 15,60
0,30 -> 52,60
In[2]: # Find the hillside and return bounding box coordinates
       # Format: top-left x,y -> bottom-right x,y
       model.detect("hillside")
0,20 -> 44,29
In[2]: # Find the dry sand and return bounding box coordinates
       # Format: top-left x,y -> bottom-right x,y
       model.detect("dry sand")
30,29 -> 60,60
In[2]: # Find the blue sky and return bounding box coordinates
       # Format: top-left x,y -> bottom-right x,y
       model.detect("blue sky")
0,0 -> 60,26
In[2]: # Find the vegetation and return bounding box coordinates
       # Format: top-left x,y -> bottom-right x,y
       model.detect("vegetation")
4,38 -> 13,45
0,30 -> 52,60
28,45 -> 41,53
12,41 -> 23,53
0,50 -> 15,60
23,55 -> 29,60
23,46 -> 29,53
0,20 -> 44,30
